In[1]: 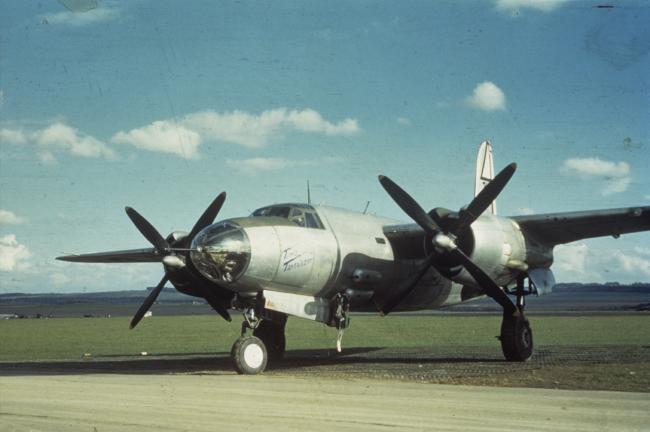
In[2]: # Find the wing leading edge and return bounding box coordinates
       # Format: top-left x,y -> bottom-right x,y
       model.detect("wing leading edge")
512,206 -> 650,246
56,248 -> 161,263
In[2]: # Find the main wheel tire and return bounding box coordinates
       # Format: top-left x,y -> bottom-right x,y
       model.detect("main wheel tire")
500,314 -> 533,362
231,336 -> 268,375
253,319 -> 286,361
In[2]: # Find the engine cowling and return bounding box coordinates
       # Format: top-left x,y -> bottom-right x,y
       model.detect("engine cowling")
450,215 -> 528,288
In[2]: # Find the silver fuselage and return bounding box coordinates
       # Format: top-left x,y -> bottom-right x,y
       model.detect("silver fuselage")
188,204 -> 549,313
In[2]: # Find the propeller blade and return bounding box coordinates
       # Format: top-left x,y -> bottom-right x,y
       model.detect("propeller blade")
204,296 -> 232,322
379,254 -> 435,316
378,175 -> 441,235
454,163 -> 517,235
449,248 -> 517,316
130,275 -> 169,329
197,285 -> 232,322
188,192 -> 227,240
125,207 -> 169,253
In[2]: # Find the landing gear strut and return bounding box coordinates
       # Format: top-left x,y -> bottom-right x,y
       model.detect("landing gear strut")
331,293 -> 350,352
499,277 -> 533,362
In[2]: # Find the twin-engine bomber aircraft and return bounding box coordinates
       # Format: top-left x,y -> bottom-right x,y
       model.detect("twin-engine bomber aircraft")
58,142 -> 650,374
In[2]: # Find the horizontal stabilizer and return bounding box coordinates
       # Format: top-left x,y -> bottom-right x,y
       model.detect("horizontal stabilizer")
56,248 -> 161,263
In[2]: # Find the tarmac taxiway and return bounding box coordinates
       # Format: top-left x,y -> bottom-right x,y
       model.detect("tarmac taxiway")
1,345 -> 650,431
2,373 -> 649,431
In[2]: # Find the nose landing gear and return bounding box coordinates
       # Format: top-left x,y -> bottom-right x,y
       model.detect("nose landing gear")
230,303 -> 288,375
231,335 -> 268,375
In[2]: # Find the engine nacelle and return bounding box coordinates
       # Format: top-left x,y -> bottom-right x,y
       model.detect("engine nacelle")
452,215 -> 529,288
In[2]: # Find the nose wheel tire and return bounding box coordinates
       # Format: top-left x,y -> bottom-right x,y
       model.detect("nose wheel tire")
500,314 -> 533,362
231,336 -> 268,375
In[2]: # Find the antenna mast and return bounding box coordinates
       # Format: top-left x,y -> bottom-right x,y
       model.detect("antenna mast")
307,180 -> 311,204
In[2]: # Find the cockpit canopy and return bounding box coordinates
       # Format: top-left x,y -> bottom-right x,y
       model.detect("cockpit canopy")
251,204 -> 324,229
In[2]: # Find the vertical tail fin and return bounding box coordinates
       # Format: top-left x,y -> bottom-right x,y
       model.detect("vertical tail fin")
475,141 -> 496,215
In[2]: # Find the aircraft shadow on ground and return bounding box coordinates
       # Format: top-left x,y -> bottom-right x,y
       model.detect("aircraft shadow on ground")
0,347 -> 504,377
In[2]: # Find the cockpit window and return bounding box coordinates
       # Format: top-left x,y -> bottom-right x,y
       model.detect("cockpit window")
252,204 -> 324,229
304,212 -> 320,229
289,208 -> 305,227
252,206 -> 291,218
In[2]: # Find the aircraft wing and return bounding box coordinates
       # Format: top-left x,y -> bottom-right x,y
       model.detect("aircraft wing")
512,206 -> 650,246
56,248 -> 161,263
384,206 -> 650,257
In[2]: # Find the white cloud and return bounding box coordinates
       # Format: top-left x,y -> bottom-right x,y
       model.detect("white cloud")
563,157 -> 629,177
553,243 -> 650,283
0,128 -> 27,144
1,122 -> 115,163
183,108 -> 359,149
554,243 -> 591,278
0,210 -> 27,225
35,122 -> 116,161
111,121 -> 201,160
634,247 -> 650,256
3,108 -> 357,162
38,151 -> 58,165
43,6 -> 119,27
601,177 -> 631,195
495,0 -> 568,14
612,251 -> 650,279
285,109 -> 359,135
226,157 -> 311,176
396,117 -> 411,126
562,157 -> 631,196
644,195 -> 650,201
465,82 -> 507,112
0,234 -> 31,272
50,272 -> 71,286
112,108 -> 359,158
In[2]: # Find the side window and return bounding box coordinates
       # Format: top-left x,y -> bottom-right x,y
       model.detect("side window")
305,212 -> 324,229
289,208 -> 306,227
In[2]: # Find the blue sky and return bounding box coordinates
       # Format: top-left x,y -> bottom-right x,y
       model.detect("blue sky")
1,0 -> 649,293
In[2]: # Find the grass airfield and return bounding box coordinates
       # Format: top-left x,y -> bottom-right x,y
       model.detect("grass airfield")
2,313 -> 650,431
1,313 -> 649,391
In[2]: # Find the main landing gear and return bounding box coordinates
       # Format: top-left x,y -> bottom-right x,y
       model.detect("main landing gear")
230,305 -> 287,375
499,277 -> 533,362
